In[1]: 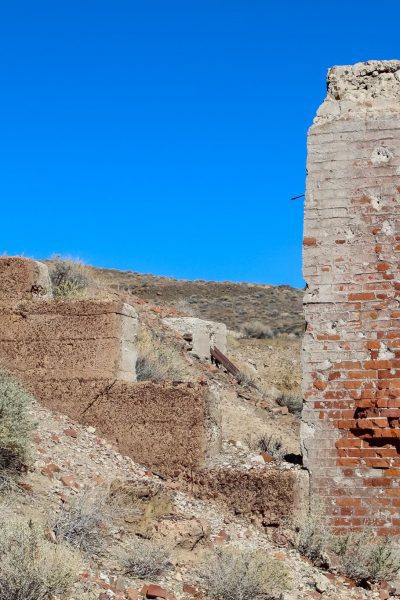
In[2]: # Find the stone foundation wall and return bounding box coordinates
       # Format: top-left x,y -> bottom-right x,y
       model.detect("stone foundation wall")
302,61 -> 400,535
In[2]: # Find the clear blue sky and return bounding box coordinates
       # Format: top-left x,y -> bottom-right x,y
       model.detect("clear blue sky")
1,1 -> 399,287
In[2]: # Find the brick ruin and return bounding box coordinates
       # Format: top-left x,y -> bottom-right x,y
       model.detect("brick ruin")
0,257 -> 221,472
302,60 -> 400,535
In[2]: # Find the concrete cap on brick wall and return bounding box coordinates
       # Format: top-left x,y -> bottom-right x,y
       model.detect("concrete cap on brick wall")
314,60 -> 400,125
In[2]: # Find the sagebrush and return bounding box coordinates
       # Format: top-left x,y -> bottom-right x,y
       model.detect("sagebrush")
0,370 -> 34,476
0,511 -> 79,600
295,514 -> 400,584
276,392 -> 303,417
241,321 -> 273,339
51,491 -> 110,553
124,537 -> 170,578
197,547 -> 289,600
136,326 -> 188,381
49,256 -> 89,299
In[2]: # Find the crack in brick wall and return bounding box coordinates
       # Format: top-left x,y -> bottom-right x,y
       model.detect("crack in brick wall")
302,60 -> 400,535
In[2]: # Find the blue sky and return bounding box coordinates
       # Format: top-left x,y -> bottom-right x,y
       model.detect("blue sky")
1,1 -> 399,288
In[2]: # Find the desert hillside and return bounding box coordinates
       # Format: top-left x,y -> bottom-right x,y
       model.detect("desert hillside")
88,266 -> 304,337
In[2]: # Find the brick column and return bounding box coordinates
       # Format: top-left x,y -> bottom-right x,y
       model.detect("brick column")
302,61 -> 400,536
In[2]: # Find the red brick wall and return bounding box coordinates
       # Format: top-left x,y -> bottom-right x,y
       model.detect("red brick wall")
302,61 -> 400,535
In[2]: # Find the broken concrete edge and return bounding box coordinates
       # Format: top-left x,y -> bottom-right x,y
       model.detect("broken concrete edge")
176,465 -> 309,527
313,59 -> 400,125
163,316 -> 228,359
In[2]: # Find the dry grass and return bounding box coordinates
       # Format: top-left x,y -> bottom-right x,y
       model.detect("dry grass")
123,537 -> 170,579
51,491 -> 110,553
0,370 -> 35,478
197,547 -> 290,600
49,256 -> 90,299
0,510 -> 80,600
136,326 -> 188,382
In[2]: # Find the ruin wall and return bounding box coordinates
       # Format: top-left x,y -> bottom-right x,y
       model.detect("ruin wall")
302,60 -> 400,535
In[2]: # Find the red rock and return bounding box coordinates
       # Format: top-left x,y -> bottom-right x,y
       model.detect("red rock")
273,551 -> 286,561
51,433 -> 61,443
60,474 -> 80,489
79,571 -> 91,581
125,589 -> 140,600
213,529 -> 230,545
64,427 -> 78,438
146,584 -> 168,599
45,528 -> 57,543
17,481 -> 33,492
260,451 -> 274,463
92,474 -> 106,486
182,584 -> 202,598
41,463 -> 61,479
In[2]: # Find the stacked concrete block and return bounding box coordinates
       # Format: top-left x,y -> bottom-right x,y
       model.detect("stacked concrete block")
163,316 -> 227,359
302,61 -> 400,536
0,257 -> 221,472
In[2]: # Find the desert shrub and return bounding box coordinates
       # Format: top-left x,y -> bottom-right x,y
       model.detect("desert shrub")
256,434 -> 284,460
136,326 -> 187,382
295,512 -> 328,568
197,547 -> 289,600
332,531 -> 400,585
295,514 -> 400,585
276,393 -> 303,417
240,321 -> 273,339
124,537 -> 170,578
0,370 -> 34,476
51,491 -> 112,553
0,512 -> 79,600
172,299 -> 196,316
49,256 -> 89,299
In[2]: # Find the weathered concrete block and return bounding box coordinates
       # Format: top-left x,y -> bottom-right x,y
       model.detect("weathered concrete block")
26,378 -> 221,471
163,317 -> 227,359
0,257 -> 52,302
302,60 -> 400,537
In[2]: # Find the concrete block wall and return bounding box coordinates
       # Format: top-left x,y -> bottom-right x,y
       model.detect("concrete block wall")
302,61 -> 400,535
0,257 -> 221,472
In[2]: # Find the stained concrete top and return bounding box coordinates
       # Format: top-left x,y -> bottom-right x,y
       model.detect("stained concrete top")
314,60 -> 400,125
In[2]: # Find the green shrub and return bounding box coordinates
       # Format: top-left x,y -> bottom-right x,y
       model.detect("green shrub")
197,547 -> 289,600
49,256 -> 89,299
0,511 -> 79,600
0,370 -> 34,475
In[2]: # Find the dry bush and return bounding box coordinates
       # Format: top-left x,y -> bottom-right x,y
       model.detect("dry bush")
197,547 -> 289,600
295,511 -> 328,568
172,299 -> 196,316
241,321 -> 274,339
253,434 -> 284,460
295,513 -> 400,585
51,491 -> 111,553
0,511 -> 79,600
49,256 -> 89,299
123,537 -> 170,579
332,531 -> 400,585
0,370 -> 34,478
276,392 -> 303,417
136,326 -> 188,382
